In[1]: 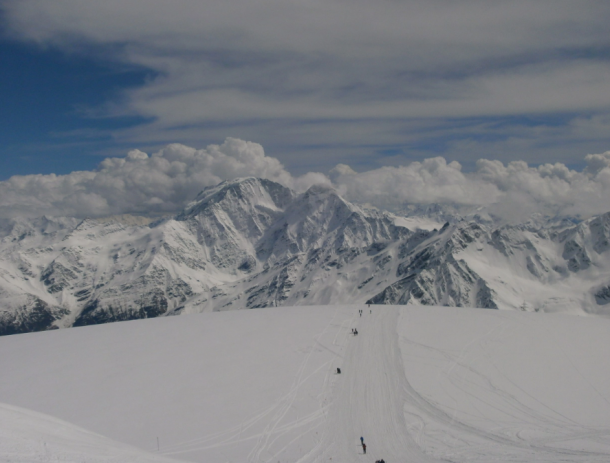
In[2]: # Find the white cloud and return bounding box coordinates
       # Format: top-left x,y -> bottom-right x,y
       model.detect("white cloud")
331,150 -> 610,221
3,0 -> 610,170
2,138 -> 610,222
333,157 -> 502,211
0,138 -> 324,218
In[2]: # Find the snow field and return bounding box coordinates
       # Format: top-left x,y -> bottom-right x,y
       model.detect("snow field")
0,306 -> 358,462
1,305 -> 610,462
0,402 -> 183,463
399,307 -> 610,462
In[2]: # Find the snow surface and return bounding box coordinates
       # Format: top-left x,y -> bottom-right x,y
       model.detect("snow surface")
1,305 -> 610,462
392,215 -> 443,231
0,403 -> 182,462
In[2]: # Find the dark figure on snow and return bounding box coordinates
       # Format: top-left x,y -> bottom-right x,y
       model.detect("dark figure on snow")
354,329 -> 358,335
337,367 -> 341,374
360,436 -> 364,444
362,442 -> 366,454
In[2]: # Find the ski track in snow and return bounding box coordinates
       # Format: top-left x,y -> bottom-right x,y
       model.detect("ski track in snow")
246,306 -> 347,463
159,306 -> 358,462
296,306 -> 440,463
2,305 -> 610,462
399,309 -> 610,463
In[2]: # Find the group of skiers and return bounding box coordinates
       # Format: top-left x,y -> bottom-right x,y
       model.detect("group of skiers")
358,305 -> 372,317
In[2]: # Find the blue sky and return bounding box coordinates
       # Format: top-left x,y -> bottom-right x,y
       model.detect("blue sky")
1,1 -> 610,219
0,41 -> 152,179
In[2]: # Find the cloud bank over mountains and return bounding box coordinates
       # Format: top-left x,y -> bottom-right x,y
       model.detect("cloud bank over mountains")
2,138 -> 610,222
0,138 -> 324,218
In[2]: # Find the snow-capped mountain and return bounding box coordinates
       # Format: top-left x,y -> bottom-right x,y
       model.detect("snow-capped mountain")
2,177 -> 610,335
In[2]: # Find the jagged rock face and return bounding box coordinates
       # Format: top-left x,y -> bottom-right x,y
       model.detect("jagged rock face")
178,178 -> 294,272
0,295 -> 67,336
367,223 -> 497,309
3,177 -> 610,335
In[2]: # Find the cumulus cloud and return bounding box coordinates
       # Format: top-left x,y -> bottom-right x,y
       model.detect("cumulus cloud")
331,151 -> 610,222
2,138 -> 610,222
333,157 -> 500,210
0,138 -> 325,218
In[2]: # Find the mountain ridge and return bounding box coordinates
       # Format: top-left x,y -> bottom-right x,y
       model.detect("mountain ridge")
2,177 -> 610,335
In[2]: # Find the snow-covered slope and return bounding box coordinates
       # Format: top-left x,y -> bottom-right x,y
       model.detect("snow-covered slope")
4,177 -> 610,334
0,403 -> 183,463
1,305 -> 609,462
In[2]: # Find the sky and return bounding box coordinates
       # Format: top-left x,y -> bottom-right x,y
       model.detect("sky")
1,0 -> 610,219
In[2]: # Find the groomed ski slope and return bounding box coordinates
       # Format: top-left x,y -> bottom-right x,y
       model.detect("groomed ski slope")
304,306 -> 434,463
1,305 -> 610,462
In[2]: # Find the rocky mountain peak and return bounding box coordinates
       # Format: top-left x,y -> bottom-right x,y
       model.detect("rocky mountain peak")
179,177 -> 294,219
3,177 -> 610,335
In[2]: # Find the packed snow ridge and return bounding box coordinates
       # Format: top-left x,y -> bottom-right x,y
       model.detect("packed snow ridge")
2,177 -> 610,334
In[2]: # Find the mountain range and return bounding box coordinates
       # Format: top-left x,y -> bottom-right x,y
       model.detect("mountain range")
2,176 -> 610,335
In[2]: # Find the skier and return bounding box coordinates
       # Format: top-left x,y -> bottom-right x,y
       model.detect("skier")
337,367 -> 341,374
354,329 -> 358,335
360,436 -> 364,444
362,442 -> 366,454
